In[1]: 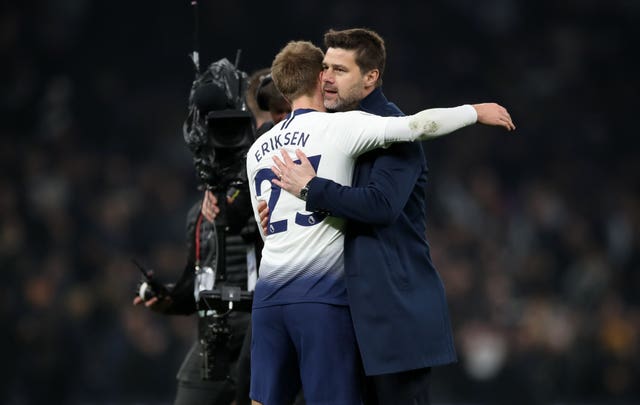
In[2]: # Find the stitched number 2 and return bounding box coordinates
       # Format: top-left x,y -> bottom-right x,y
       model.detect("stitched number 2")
254,169 -> 287,234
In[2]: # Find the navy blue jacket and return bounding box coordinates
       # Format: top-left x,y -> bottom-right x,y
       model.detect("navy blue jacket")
305,88 -> 457,375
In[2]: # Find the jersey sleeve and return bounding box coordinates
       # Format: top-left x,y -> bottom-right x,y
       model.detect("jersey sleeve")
329,111 -> 395,157
384,105 -> 477,142
331,105 -> 477,158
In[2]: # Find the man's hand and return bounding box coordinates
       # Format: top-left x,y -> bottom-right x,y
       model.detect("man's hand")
271,149 -> 316,197
201,190 -> 220,222
257,200 -> 269,235
132,295 -> 172,312
472,103 -> 516,131
133,295 -> 158,307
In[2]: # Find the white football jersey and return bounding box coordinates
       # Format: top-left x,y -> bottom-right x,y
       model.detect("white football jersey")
246,106 -> 476,308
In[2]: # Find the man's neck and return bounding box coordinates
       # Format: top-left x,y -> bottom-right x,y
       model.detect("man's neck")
291,91 -> 325,112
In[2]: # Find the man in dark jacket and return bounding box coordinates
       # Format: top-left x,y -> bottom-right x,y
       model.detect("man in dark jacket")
263,28 -> 514,404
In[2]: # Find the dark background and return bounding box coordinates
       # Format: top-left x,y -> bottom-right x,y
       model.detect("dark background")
1,0 -> 639,404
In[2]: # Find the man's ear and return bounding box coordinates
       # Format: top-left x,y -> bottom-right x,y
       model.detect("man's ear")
363,69 -> 380,88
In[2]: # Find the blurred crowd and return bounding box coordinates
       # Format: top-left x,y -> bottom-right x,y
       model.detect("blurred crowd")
1,0 -> 638,404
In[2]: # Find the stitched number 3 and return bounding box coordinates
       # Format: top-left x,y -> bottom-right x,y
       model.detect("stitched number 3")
254,154 -> 327,235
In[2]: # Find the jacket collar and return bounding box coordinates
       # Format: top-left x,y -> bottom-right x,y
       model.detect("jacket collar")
358,87 -> 390,114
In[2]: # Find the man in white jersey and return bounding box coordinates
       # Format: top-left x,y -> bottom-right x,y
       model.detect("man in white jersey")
246,40 -> 514,405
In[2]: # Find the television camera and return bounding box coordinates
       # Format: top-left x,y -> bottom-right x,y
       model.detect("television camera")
135,55 -> 257,381
183,56 -> 256,193
183,55 -> 257,380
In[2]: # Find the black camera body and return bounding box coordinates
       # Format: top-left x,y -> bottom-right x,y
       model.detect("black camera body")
182,54 -> 257,316
183,58 -> 256,193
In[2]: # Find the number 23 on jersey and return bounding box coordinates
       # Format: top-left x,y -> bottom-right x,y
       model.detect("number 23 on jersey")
253,154 -> 327,235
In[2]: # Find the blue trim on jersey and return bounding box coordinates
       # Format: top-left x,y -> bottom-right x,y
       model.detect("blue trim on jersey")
290,108 -> 317,115
280,108 -> 317,130
253,272 -> 348,308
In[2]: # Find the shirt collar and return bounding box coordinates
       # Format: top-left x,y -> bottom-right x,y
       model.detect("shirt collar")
283,108 -> 317,120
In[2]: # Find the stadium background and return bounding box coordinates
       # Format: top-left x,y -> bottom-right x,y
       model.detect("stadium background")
1,0 -> 638,404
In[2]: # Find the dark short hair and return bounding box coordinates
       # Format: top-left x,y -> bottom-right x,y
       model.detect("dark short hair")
256,74 -> 288,112
324,28 -> 386,86
246,67 -> 271,114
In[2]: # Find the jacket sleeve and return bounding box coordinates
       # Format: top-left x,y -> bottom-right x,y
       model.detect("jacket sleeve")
161,201 -> 202,315
165,262 -> 197,315
306,142 -> 423,225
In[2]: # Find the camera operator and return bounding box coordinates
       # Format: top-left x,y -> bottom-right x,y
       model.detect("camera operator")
133,63 -> 290,405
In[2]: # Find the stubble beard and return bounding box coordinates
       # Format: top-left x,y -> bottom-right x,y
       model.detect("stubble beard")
323,93 -> 361,113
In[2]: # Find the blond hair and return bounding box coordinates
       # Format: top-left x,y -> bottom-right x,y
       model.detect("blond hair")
271,41 -> 324,101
